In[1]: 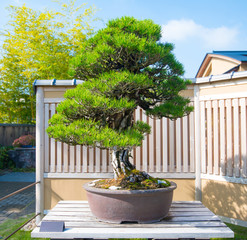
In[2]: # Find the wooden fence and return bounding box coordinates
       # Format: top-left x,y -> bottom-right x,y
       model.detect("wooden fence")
43,101 -> 195,178
200,96 -> 247,179
0,124 -> 35,147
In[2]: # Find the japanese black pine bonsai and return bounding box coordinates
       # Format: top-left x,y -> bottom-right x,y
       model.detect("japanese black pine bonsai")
47,16 -> 193,190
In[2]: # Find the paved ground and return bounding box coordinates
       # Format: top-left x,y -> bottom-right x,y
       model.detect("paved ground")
0,172 -> 36,226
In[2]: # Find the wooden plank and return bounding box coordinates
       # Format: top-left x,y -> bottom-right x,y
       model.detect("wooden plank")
149,117 -> 154,172
32,226 -> 234,239
169,119 -> 175,172
82,146 -> 87,173
35,87 -> 45,223
57,141 -> 62,172
175,118 -> 182,173
95,147 -> 100,173
213,100 -> 219,175
189,110 -> 195,173
240,98 -> 247,178
42,214 -> 219,222
233,99 -> 240,177
183,116 -> 189,172
76,145 -> 81,173
63,143 -> 69,172
162,118 -> 168,172
226,99 -> 233,177
69,145 -> 75,173
156,118 -> 161,172
89,147 -> 94,172
194,85 -> 201,201
50,103 -> 56,173
206,101 -> 213,174
32,226 -> 233,239
219,100 -> 226,176
200,101 -> 206,174
135,108 -> 141,170
51,206 -> 211,212
101,149 -> 107,173
40,221 -> 226,228
142,113 -> 148,172
44,104 -> 50,173
46,210 -> 215,218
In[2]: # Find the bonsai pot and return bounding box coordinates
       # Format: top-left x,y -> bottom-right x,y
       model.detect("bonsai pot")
83,181 -> 177,223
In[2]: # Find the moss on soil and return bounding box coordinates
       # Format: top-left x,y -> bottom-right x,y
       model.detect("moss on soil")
94,169 -> 171,190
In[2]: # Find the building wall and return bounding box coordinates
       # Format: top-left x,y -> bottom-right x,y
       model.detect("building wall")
44,178 -> 195,210
202,179 -> 247,221
202,58 -> 238,77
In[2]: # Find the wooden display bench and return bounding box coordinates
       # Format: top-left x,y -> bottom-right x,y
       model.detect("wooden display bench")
31,201 -> 234,240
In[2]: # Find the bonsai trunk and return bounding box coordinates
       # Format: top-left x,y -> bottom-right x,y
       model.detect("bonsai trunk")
111,148 -> 135,179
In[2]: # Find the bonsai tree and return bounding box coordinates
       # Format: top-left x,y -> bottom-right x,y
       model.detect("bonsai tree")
47,16 -> 193,189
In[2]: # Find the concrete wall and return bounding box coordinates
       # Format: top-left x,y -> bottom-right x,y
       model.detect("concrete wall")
202,179 -> 247,221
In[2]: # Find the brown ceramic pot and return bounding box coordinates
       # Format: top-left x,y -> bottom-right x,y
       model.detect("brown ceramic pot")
83,181 -> 177,223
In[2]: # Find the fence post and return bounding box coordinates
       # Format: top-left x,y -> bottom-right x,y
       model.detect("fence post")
36,87 -> 44,223
194,84 -> 202,201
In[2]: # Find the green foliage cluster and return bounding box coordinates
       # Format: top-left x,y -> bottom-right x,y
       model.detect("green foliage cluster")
47,16 -> 193,151
0,145 -> 14,169
0,0 -> 95,123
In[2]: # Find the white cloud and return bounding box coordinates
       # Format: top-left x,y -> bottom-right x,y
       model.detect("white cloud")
162,19 -> 238,49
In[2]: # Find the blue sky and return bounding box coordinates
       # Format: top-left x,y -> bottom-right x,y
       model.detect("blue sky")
1,0 -> 247,78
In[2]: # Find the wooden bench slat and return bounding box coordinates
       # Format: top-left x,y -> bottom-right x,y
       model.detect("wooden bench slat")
32,226 -> 234,239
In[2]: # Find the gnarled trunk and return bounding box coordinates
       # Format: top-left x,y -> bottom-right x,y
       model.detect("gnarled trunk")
111,148 -> 135,179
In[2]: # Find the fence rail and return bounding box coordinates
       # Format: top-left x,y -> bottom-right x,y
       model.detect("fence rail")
0,124 -> 35,147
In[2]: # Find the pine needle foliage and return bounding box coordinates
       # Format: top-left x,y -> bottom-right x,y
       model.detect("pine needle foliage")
47,16 -> 193,151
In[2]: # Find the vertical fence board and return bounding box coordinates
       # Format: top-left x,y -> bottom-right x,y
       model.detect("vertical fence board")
82,146 -> 88,173
189,110 -> 195,173
57,141 -> 62,173
50,104 -> 56,173
169,120 -> 175,172
176,119 -> 182,173
213,100 -> 219,175
135,108 -> 141,170
183,116 -> 189,173
219,100 -> 226,176
69,146 -> 75,173
102,149 -> 108,173
162,118 -> 168,172
44,104 -> 50,172
148,117 -> 154,172
200,101 -> 206,173
233,99 -> 240,177
76,145 -> 81,173
226,99 -> 233,177
142,113 -> 148,172
206,101 -> 213,174
63,143 -> 69,173
95,147 -> 100,173
240,98 -> 247,178
89,148 -> 94,173
156,118 -> 161,172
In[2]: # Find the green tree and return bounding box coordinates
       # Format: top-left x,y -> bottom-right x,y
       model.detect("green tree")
0,0 -> 95,123
47,17 -> 193,185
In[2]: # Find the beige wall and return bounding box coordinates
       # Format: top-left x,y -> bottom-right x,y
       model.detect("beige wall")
44,178 -> 195,210
202,179 -> 247,221
200,81 -> 247,96
202,58 -> 238,77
